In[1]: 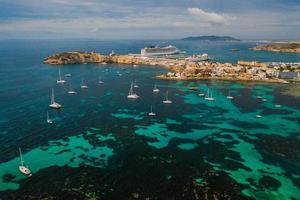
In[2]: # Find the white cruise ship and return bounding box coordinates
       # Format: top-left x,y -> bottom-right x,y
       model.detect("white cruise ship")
141,45 -> 180,57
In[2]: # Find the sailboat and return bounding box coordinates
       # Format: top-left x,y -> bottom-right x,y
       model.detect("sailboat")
226,90 -> 234,99
19,148 -> 32,177
148,105 -> 156,116
49,88 -> 62,109
46,112 -> 53,124
153,84 -> 160,93
134,80 -> 139,88
98,76 -> 104,84
204,88 -> 215,101
68,83 -> 77,94
163,91 -> 172,104
57,68 -> 66,84
127,81 -> 139,99
81,79 -> 88,89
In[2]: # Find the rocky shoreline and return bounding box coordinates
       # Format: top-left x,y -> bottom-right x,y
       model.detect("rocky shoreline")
44,51 -> 300,83
251,42 -> 300,53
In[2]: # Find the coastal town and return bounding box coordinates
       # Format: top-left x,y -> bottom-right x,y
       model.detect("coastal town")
44,50 -> 300,84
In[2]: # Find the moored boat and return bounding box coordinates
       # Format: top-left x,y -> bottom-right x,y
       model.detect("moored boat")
18,148 -> 32,177
49,88 -> 62,109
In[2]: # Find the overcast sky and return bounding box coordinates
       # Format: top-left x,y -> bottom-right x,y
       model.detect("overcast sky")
0,0 -> 299,40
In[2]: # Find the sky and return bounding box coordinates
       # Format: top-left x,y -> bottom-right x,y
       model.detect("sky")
0,0 -> 299,40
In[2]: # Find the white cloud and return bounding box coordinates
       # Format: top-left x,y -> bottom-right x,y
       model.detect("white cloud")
187,8 -> 235,25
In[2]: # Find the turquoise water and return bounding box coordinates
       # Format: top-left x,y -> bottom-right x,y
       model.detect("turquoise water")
0,39 -> 300,199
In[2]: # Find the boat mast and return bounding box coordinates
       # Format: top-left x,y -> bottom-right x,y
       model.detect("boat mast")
19,148 -> 24,166
58,68 -> 61,81
166,91 -> 169,100
51,88 -> 55,104
129,81 -> 133,95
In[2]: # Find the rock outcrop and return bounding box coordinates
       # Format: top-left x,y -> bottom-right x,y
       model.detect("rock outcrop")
43,51 -> 108,65
251,42 -> 300,53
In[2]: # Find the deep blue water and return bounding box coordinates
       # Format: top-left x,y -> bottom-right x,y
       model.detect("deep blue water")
0,39 -> 300,200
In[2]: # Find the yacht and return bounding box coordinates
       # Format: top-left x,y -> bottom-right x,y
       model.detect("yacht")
185,54 -> 210,62
64,73 -> 72,77
49,88 -> 62,109
46,112 -> 53,124
98,76 -> 104,84
198,92 -> 205,97
109,50 -> 115,56
153,84 -> 160,93
134,80 -> 139,88
256,115 -> 262,118
141,45 -> 181,57
68,83 -> 77,94
18,148 -> 32,177
148,105 -> 156,116
275,104 -> 281,108
188,87 -> 198,91
57,68 -> 66,84
226,91 -> 234,99
127,81 -> 139,99
204,88 -> 215,101
81,79 -> 88,89
163,91 -> 172,104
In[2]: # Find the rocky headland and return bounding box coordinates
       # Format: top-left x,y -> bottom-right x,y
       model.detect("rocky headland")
44,51 -> 300,83
251,42 -> 300,53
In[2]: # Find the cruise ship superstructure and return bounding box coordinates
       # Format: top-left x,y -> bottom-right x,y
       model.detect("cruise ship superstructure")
141,45 -> 181,57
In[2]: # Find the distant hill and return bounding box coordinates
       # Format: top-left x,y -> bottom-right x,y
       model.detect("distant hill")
181,36 -> 240,42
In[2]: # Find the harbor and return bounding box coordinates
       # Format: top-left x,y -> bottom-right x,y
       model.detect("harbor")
44,50 -> 300,83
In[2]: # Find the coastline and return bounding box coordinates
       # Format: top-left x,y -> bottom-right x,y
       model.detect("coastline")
44,51 -> 299,84
251,42 -> 300,53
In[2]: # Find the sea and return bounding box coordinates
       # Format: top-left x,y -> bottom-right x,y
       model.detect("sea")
0,39 -> 300,200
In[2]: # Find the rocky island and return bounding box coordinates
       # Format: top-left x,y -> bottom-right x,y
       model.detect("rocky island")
251,42 -> 300,53
44,51 -> 300,83
181,35 -> 240,42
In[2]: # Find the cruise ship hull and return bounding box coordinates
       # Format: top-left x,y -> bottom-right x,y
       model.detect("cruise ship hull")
141,45 -> 181,57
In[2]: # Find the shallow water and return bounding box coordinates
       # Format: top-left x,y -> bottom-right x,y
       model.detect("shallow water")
0,39 -> 300,199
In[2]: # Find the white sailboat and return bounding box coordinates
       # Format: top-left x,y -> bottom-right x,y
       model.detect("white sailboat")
57,68 -> 66,84
148,105 -> 156,116
163,91 -> 172,104
127,81 -> 139,99
81,79 -> 88,89
49,88 -> 62,109
226,90 -> 234,99
98,76 -> 104,84
134,80 -> 139,88
19,148 -> 32,177
46,111 -> 53,124
204,88 -> 215,101
153,84 -> 160,93
68,83 -> 77,94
